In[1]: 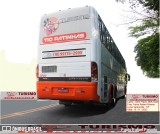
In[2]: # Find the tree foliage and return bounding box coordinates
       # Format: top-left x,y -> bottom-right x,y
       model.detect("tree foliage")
135,33 -> 159,77
117,0 -> 159,77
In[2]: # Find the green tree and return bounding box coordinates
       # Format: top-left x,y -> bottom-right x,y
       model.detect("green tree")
117,0 -> 159,77
135,33 -> 159,77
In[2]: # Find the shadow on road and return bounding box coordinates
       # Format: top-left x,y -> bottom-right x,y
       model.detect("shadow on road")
47,97 -> 125,118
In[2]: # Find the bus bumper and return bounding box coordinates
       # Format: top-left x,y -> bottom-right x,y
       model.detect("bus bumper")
37,81 -> 99,102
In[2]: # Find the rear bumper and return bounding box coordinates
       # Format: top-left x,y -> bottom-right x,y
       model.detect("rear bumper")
37,81 -> 99,102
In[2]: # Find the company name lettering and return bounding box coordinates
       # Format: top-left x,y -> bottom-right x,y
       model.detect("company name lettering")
18,92 -> 36,95
43,32 -> 86,44
143,95 -> 158,98
78,125 -> 155,130
59,14 -> 90,23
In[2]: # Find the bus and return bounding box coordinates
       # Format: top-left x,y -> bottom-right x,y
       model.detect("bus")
36,6 -> 130,107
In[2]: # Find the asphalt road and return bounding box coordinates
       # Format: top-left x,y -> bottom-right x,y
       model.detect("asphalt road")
0,98 -> 159,124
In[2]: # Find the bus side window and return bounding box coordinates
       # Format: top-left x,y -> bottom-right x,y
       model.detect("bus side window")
105,31 -> 110,50
98,15 -> 102,42
102,26 -> 106,48
108,36 -> 112,53
103,35 -> 107,47
99,23 -> 102,42
101,22 -> 106,45
112,43 -> 115,57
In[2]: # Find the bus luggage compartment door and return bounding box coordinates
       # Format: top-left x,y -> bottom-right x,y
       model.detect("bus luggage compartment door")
101,76 -> 107,102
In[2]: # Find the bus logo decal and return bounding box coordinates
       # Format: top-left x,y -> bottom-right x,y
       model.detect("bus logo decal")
42,32 -> 87,44
44,17 -> 60,35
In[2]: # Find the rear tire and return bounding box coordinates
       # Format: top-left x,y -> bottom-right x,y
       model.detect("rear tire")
107,86 -> 117,109
108,97 -> 116,108
121,95 -> 126,99
122,86 -> 127,99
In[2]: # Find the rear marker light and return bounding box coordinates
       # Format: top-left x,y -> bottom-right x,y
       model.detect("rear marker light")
91,62 -> 98,81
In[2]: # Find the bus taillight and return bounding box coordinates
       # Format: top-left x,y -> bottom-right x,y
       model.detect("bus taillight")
91,62 -> 98,81
36,64 -> 39,79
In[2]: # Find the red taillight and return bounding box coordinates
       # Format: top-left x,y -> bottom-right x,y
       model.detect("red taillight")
91,62 -> 98,81
36,64 -> 39,78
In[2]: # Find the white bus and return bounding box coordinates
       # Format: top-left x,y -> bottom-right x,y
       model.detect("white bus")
37,6 -> 130,107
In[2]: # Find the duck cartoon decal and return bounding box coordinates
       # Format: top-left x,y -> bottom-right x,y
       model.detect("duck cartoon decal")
44,17 -> 60,35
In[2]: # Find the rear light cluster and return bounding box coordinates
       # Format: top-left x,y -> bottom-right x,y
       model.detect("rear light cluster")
91,62 -> 98,81
36,64 -> 39,79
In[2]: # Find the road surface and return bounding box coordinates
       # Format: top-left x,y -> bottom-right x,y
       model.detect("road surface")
0,98 -> 159,124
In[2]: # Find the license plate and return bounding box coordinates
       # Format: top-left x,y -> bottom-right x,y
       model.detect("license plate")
42,66 -> 57,73
58,88 -> 69,93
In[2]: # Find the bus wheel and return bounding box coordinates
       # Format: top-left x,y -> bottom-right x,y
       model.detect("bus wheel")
107,86 -> 116,109
122,86 -> 127,99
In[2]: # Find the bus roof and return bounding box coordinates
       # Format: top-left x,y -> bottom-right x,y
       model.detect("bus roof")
39,6 -> 98,45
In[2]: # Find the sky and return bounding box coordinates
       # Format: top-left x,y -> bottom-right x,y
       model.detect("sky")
0,0 -> 159,93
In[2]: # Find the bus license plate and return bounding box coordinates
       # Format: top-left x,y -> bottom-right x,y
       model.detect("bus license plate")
42,66 -> 57,73
58,88 -> 69,93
